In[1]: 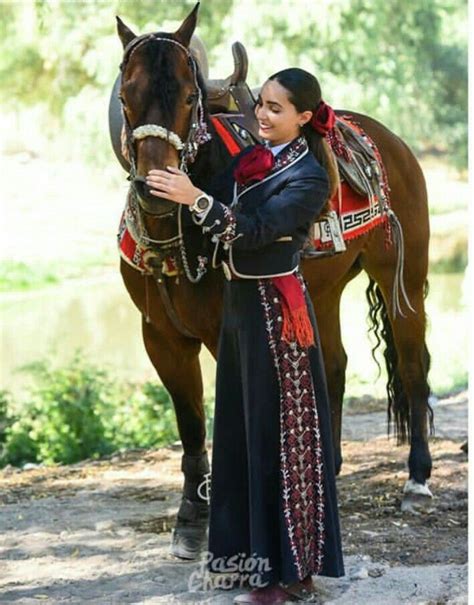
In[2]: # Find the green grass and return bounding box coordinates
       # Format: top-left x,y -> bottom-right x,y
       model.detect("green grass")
0,261 -> 60,291
0,354 -> 215,468
429,248 -> 467,274
0,254 -> 117,292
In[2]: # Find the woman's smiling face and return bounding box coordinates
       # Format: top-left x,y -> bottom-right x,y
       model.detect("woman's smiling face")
254,79 -> 312,147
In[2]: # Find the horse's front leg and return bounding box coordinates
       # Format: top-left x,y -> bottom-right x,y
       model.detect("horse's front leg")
142,316 -> 210,559
312,289 -> 347,476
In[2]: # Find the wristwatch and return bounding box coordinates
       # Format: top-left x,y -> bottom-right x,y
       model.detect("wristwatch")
190,192 -> 213,213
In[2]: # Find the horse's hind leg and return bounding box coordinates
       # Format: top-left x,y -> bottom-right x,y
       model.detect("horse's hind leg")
360,231 -> 434,509
142,316 -> 210,559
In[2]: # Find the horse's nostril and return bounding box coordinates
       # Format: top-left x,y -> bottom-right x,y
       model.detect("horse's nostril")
133,176 -> 148,197
134,177 -> 160,203
132,176 -> 174,213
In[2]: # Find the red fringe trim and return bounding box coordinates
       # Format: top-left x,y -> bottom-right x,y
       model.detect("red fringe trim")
272,275 -> 315,349
281,303 -> 315,349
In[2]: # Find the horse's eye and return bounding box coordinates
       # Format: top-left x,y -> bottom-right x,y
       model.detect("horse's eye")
186,92 -> 198,105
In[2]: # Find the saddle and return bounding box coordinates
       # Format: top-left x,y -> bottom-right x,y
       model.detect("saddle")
206,42 -> 249,111
331,117 -> 386,205
301,118 -> 390,259
204,42 -> 261,147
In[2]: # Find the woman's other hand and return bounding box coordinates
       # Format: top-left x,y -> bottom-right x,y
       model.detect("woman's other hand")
145,166 -> 202,205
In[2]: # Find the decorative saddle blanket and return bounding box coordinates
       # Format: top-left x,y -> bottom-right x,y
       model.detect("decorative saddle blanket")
313,181 -> 387,250
313,115 -> 391,251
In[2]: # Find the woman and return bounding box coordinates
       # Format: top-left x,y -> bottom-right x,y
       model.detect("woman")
146,68 -> 345,604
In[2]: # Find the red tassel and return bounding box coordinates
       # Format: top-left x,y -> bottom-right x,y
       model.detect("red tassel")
272,275 -> 315,348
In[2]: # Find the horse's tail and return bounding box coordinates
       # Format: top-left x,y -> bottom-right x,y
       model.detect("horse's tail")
365,277 -> 434,445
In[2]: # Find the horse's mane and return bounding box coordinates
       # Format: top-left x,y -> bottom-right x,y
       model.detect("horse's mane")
138,33 -> 210,124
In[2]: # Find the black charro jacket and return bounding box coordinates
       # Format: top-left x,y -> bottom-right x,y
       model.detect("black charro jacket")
191,136 -> 329,278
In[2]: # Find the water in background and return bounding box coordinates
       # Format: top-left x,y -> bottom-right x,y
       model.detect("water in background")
1,271 -> 467,400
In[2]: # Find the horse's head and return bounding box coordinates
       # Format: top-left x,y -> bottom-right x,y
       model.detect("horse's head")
116,3 -> 211,216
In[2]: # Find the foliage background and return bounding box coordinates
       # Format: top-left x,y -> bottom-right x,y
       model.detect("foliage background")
0,1 -> 468,466
0,0 -> 468,171
0,354 -> 215,468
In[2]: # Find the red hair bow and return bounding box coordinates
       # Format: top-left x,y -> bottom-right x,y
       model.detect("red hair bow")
310,100 -> 336,137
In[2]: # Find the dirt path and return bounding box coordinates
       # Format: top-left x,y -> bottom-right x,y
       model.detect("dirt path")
0,391 -> 468,604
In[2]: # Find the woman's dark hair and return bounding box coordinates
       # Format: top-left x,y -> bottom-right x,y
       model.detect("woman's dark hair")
268,67 -> 339,207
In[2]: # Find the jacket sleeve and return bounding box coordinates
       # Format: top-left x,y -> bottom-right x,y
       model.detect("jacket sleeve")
192,170 -> 329,251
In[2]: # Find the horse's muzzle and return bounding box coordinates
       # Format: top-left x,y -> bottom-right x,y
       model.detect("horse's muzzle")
133,177 -> 176,216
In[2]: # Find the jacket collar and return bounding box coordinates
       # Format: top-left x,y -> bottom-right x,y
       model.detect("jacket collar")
268,135 -> 308,173
265,139 -> 291,156
233,136 -> 309,203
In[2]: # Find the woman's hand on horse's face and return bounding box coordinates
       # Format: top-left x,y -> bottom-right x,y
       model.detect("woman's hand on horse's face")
146,167 -> 202,205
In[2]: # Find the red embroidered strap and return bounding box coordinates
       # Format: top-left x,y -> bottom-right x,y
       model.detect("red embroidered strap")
210,115 -> 241,156
272,274 -> 315,348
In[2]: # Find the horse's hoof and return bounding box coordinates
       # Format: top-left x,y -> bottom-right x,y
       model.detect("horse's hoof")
401,479 -> 434,514
403,478 -> 433,497
169,497 -> 209,560
170,525 -> 207,560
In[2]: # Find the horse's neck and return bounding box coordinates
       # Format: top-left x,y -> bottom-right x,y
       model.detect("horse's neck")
188,123 -> 232,190
143,213 -> 180,242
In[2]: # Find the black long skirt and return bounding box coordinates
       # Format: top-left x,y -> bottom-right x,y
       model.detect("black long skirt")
207,274 -> 345,586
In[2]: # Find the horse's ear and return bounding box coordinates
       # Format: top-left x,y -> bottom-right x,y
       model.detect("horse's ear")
116,16 -> 137,49
174,2 -> 200,47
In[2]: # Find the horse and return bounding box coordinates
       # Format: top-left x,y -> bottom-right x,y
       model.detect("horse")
113,3 -> 434,559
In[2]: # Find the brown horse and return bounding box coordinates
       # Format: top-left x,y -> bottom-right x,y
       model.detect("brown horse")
114,3 -> 434,559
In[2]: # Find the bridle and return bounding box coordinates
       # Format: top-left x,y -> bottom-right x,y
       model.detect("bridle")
118,33 -> 213,285
119,33 -> 211,179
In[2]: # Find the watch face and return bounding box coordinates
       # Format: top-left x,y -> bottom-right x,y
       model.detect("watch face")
197,196 -> 210,209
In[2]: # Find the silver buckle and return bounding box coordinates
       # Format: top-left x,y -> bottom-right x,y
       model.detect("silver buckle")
314,210 -> 346,253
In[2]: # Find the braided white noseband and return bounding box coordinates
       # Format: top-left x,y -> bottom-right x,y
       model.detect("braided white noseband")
133,124 -> 185,150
